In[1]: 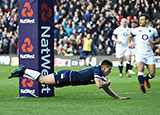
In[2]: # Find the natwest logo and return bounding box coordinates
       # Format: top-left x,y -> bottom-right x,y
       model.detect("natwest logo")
20,38 -> 35,59
20,19 -> 35,24
41,3 -> 52,22
21,2 -> 33,17
21,38 -> 34,52
20,2 -> 35,24
22,78 -> 34,87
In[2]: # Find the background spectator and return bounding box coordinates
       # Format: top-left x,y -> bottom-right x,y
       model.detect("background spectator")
0,0 -> 18,55
0,0 -> 159,56
53,0 -> 160,56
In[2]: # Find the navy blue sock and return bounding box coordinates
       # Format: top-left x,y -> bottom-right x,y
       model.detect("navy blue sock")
118,65 -> 123,73
130,65 -> 133,70
126,63 -> 130,73
138,75 -> 145,84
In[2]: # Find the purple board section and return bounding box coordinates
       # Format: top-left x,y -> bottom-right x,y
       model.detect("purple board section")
18,0 -> 54,97
38,0 -> 54,97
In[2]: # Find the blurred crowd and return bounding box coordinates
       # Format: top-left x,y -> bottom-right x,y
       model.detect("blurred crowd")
0,0 -> 18,54
0,0 -> 160,56
54,0 -> 160,56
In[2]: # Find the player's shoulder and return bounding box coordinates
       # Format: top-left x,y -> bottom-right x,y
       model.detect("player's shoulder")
82,65 -> 100,71
90,65 -> 101,72
91,65 -> 101,70
148,26 -> 157,31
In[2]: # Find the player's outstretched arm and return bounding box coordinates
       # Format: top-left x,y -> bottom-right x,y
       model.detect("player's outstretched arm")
95,78 -> 130,100
112,35 -> 122,44
94,77 -> 111,89
103,86 -> 131,100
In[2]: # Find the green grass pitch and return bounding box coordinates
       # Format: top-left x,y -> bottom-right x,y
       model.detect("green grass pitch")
0,65 -> 160,115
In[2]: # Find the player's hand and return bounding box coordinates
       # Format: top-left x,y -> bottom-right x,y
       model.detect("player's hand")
119,97 -> 131,100
148,40 -> 154,48
117,40 -> 122,44
128,43 -> 135,49
106,78 -> 111,86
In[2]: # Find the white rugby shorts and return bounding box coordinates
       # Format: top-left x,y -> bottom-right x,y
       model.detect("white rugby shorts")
135,54 -> 155,64
116,46 -> 131,58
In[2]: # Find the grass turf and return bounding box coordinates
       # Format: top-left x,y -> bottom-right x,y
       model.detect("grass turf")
0,65 -> 160,115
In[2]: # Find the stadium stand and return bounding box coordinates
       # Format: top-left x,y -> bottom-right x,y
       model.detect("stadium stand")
0,0 -> 160,56
54,0 -> 160,56
0,0 -> 18,54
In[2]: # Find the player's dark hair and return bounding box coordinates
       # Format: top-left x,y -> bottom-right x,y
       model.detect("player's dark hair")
141,13 -> 150,20
101,60 -> 113,67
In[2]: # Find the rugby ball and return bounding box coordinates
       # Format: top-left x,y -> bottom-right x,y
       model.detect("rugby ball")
101,76 -> 107,82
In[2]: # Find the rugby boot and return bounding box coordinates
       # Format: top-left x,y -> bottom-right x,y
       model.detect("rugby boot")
140,84 -> 146,93
8,65 -> 25,79
126,72 -> 131,78
119,73 -> 123,78
145,79 -> 151,88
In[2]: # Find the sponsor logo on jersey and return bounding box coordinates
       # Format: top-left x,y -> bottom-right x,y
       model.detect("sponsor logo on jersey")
142,34 -> 149,40
123,32 -> 129,37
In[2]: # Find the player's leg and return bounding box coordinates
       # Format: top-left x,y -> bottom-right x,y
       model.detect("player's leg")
38,74 -> 56,85
116,46 -> 124,78
125,55 -> 132,77
85,51 -> 92,66
130,48 -> 136,73
118,57 -> 123,78
125,49 -> 135,75
9,66 -> 56,85
128,56 -> 136,74
131,54 -> 136,70
136,62 -> 146,93
9,65 -> 41,80
79,52 -> 86,66
145,64 -> 156,88
83,51 -> 87,66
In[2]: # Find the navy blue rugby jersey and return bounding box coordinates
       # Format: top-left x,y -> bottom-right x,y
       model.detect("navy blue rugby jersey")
71,65 -> 103,85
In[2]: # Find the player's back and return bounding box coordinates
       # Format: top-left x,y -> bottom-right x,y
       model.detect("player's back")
71,66 -> 102,86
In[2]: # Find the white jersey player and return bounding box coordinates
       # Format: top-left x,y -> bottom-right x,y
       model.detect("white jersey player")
132,26 -> 158,56
128,14 -> 160,93
112,18 -> 134,78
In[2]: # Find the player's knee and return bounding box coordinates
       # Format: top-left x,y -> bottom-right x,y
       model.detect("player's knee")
126,58 -> 131,62
118,61 -> 123,66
